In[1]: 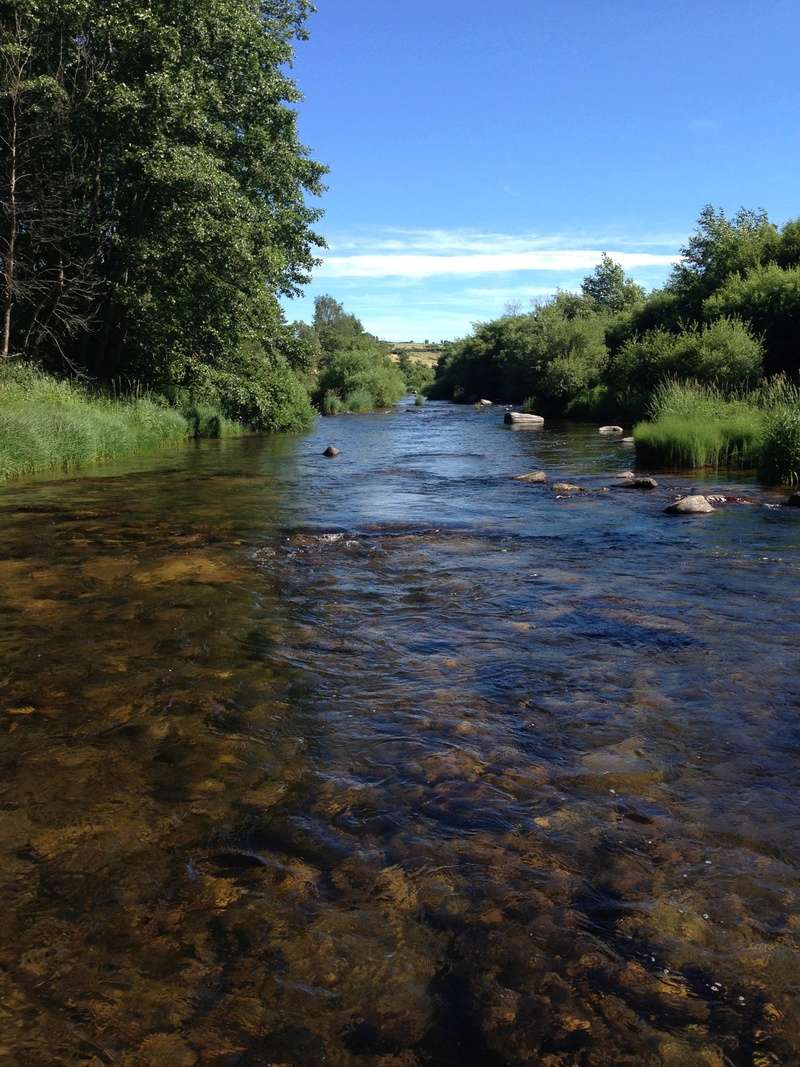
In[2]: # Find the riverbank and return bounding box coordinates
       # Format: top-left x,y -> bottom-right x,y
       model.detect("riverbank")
0,364 -> 247,483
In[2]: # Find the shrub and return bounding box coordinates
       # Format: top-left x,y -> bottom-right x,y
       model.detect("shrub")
315,342 -> 405,414
613,318 -> 762,399
705,263 -> 800,377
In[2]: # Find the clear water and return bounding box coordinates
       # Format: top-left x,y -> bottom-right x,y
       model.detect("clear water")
1,402 -> 798,1066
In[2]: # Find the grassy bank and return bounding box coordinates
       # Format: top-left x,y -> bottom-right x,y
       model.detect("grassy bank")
633,379 -> 800,484
0,364 -> 246,483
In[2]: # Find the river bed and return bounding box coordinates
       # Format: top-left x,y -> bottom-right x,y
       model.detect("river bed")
1,402 -> 799,1066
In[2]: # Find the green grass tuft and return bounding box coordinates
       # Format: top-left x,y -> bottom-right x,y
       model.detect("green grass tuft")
0,363 -> 192,482
633,378 -> 800,482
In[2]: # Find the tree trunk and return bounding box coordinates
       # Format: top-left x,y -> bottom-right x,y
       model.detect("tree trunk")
1,88 -> 17,359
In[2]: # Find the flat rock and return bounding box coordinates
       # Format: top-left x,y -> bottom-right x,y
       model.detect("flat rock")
622,436 -> 635,443
504,411 -> 544,425
323,446 -> 340,457
665,495 -> 714,514
552,482 -> 584,493
479,398 -> 493,406
599,425 -> 624,434
615,471 -> 636,479
513,471 -> 548,483
624,477 -> 658,490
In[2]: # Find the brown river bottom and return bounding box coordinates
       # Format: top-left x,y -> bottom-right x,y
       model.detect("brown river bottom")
1,406 -> 799,1066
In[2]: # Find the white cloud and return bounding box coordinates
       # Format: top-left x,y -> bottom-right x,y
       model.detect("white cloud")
317,249 -> 680,280
325,225 -> 686,256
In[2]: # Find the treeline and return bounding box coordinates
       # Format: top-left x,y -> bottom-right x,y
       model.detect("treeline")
1,0 -> 325,432
429,206 -> 800,421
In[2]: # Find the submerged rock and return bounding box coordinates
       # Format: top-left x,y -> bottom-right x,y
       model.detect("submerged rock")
665,495 -> 715,514
513,471 -> 548,483
323,446 -> 340,457
622,436 -> 635,443
624,477 -> 658,490
707,494 -> 753,505
599,425 -> 624,434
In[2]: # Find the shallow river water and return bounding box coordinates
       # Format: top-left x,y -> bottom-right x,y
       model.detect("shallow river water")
1,402 -> 799,1066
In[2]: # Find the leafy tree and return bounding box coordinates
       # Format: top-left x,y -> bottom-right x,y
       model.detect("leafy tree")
581,253 -> 645,313
1,0 -> 326,426
668,205 -> 780,316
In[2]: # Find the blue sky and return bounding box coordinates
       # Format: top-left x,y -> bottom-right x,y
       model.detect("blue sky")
285,0 -> 800,341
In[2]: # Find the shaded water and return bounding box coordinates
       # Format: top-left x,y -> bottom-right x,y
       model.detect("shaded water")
1,402 -> 799,1066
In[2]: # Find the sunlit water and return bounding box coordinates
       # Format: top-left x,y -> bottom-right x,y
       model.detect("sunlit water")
1,402 -> 799,1066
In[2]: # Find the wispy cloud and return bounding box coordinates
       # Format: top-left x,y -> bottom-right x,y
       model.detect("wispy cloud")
287,224 -> 684,341
318,249 -> 679,280
318,227 -> 681,280
327,226 -> 685,255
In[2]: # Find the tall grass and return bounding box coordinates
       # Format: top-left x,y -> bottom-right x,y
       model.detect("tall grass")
0,363 -> 241,482
633,378 -> 800,482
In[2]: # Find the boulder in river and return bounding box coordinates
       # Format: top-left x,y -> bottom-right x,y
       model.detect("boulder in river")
615,471 -> 636,479
599,425 -> 624,435
479,398 -> 493,406
665,495 -> 714,514
624,477 -> 658,490
513,471 -> 548,483
786,493 -> 800,507
552,482 -> 584,493
504,411 -> 544,426
323,446 -> 340,458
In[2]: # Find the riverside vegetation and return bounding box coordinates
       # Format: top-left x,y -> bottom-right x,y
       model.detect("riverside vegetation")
428,207 -> 800,483
0,2 -> 430,481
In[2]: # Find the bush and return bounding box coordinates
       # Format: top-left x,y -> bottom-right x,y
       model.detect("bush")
705,263 -> 800,377
182,350 -> 316,432
182,403 -> 247,439
612,318 -> 762,400
315,342 -> 405,414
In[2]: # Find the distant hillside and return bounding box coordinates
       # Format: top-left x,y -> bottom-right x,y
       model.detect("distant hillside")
388,342 -> 443,367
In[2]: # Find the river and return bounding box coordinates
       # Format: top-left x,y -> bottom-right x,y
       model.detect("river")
1,402 -> 799,1066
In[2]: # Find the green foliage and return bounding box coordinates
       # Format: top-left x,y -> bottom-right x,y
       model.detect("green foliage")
1,0 -> 325,428
396,353 -> 435,394
668,206 -> 781,316
611,318 -> 762,404
581,253 -> 645,312
633,378 -> 800,480
182,403 -> 247,439
429,292 -> 608,409
310,294 -> 405,414
705,263 -> 800,376
315,342 -> 405,414
0,363 -> 189,481
761,407 -> 800,485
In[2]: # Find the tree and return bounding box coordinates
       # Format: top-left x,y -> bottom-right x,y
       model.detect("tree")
1,0 -> 326,411
668,205 -> 780,314
313,294 -> 367,354
581,253 -> 644,312
1,5 -> 102,364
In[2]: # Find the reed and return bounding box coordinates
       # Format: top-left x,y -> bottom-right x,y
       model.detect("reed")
0,363 -> 214,482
